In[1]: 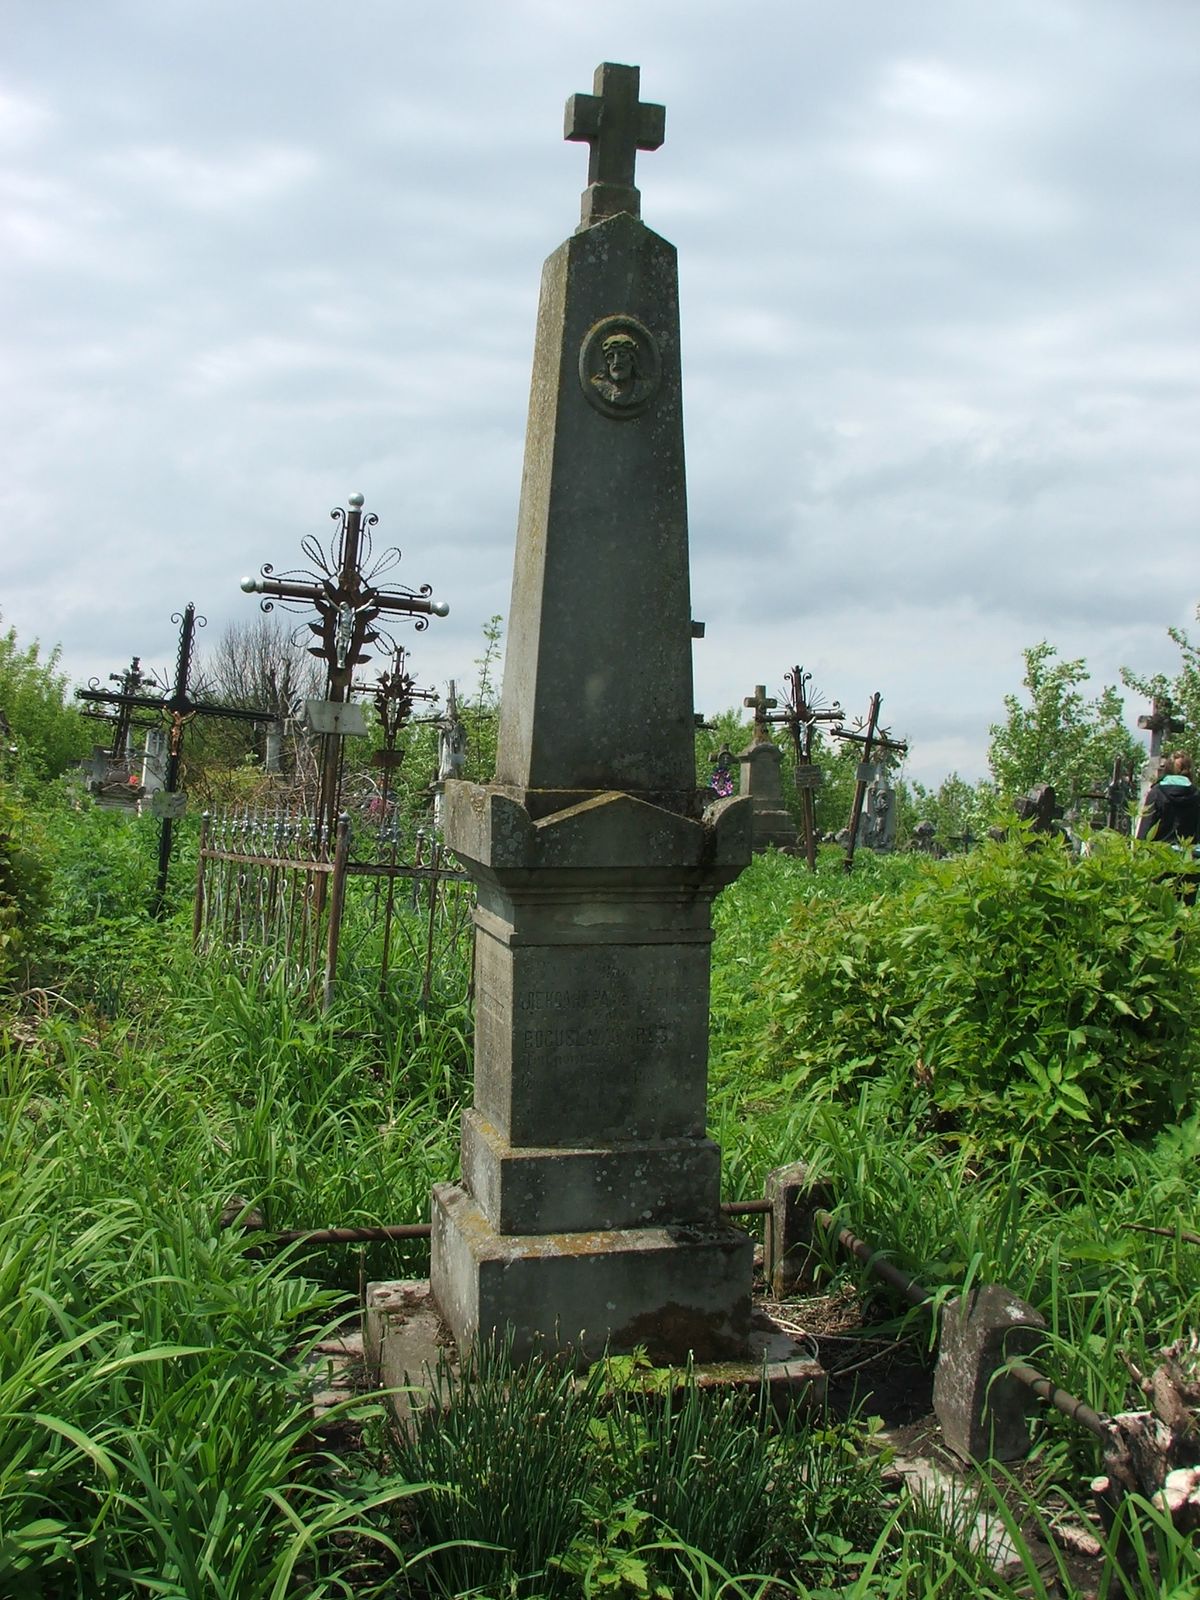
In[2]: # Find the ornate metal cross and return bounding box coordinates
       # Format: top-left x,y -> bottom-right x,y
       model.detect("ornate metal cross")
80,604 -> 272,912
79,655 -> 162,765
565,62 -> 665,228
741,669 -> 843,870
242,493 -> 448,841
829,692 -> 908,873
780,666 -> 844,871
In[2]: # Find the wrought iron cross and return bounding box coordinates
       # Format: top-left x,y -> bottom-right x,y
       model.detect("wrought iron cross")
242,493 -> 448,841
79,655 -> 162,763
81,604 -> 272,913
780,666 -> 844,872
829,692 -> 909,874
565,62 -> 665,228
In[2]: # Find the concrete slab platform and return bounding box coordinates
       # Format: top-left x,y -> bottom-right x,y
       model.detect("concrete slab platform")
364,1279 -> 825,1432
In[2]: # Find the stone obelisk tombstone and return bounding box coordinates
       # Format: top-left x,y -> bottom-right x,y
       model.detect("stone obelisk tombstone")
431,63 -> 753,1364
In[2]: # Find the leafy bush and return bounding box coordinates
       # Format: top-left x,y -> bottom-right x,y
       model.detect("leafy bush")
0,621 -> 91,786
753,829 -> 1200,1152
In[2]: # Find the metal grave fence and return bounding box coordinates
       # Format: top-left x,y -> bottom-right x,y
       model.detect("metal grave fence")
194,807 -> 473,1009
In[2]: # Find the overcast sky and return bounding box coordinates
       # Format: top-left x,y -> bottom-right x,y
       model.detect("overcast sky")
2,0 -> 1198,787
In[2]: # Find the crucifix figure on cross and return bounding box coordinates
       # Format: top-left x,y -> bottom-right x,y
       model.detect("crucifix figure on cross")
565,62 -> 665,230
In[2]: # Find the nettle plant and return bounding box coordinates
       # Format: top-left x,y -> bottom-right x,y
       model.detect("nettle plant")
756,828 -> 1200,1153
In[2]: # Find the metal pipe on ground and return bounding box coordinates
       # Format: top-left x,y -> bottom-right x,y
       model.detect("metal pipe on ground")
814,1207 -> 1109,1448
232,1199 -> 772,1250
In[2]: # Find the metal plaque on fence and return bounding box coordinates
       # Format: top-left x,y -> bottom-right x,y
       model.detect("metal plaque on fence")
304,699 -> 369,736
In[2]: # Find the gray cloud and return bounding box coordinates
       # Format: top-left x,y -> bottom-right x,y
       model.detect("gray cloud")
2,0 -> 1198,791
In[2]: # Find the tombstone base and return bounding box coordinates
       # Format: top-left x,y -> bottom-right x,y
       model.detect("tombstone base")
736,740 -> 800,855
430,1181 -> 753,1364
747,803 -> 800,854
365,1278 -> 823,1432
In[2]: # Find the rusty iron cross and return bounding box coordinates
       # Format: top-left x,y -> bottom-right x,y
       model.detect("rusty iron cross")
565,62 -> 665,227
829,692 -> 909,874
781,665 -> 844,872
79,604 -> 272,913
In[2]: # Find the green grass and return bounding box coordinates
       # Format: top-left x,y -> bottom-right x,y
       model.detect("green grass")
4,801 -> 1200,1592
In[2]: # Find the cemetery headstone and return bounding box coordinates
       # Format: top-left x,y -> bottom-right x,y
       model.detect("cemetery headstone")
737,686 -> 799,853
856,766 -> 897,852
429,62 -> 754,1363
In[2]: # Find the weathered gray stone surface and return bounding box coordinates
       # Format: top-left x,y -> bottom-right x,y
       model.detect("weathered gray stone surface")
366,1281 -> 824,1432
933,1284 -> 1046,1462
461,1108 -> 722,1235
426,63 -> 752,1366
737,737 -> 799,854
763,1161 -> 833,1298
493,211 -> 696,807
431,1183 -> 752,1364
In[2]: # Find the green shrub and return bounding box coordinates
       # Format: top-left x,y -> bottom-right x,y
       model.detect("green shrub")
753,829 -> 1200,1152
0,621 -> 91,787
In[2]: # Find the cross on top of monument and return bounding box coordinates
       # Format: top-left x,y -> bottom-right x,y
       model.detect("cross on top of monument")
743,684 -> 779,744
565,62 -> 665,230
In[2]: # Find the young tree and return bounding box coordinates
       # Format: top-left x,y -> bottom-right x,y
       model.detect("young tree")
906,772 -> 996,845
988,642 -> 1141,807
0,619 -> 91,785
1121,606 -> 1200,753
184,613 -> 327,793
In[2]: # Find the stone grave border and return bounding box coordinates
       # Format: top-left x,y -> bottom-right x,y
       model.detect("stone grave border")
764,1163 -> 1200,1554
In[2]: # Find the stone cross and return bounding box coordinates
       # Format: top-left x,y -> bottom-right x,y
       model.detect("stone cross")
743,685 -> 778,743
565,62 -> 665,229
1136,693 -> 1185,812
735,684 -> 797,853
